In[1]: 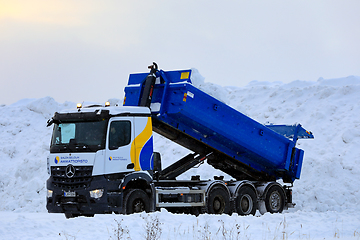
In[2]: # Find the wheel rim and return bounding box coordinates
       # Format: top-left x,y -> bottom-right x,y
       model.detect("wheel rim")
269,191 -> 281,212
213,196 -> 225,214
239,194 -> 253,214
133,199 -> 145,213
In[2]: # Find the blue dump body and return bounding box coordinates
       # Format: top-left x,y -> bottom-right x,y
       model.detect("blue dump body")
124,69 -> 313,183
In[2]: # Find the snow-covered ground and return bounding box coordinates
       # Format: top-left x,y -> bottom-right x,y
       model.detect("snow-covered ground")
1,75 -> 360,239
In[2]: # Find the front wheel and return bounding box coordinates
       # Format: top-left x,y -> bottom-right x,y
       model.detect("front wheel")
265,185 -> 285,213
64,213 -> 79,219
123,189 -> 150,214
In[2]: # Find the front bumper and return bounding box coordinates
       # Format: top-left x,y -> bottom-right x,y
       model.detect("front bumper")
46,176 -> 124,215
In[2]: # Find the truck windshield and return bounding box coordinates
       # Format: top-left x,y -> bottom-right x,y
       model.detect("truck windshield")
50,120 -> 107,153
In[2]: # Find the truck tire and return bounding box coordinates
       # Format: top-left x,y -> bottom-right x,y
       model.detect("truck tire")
123,189 -> 150,214
206,186 -> 230,214
65,213 -> 79,219
234,186 -> 257,216
265,185 -> 285,213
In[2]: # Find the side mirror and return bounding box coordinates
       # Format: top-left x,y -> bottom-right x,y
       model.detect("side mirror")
153,152 -> 162,172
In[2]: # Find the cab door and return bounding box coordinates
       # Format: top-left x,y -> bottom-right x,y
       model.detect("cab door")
105,117 -> 134,174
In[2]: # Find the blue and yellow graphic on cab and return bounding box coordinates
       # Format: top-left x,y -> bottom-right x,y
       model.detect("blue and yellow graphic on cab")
109,156 -> 112,161
130,117 -> 154,171
55,156 -> 59,164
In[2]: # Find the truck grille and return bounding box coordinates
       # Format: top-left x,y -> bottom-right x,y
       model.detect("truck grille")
51,166 -> 93,190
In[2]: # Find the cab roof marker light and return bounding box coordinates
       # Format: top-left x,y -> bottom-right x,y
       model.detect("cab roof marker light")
77,103 -> 82,109
105,101 -> 110,107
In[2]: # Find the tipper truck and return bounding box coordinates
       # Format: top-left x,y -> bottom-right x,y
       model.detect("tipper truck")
46,63 -> 314,218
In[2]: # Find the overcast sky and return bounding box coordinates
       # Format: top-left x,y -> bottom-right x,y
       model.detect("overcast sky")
1,0 -> 359,105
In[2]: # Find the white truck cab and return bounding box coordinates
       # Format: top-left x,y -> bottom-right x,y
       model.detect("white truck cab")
46,104 -> 155,217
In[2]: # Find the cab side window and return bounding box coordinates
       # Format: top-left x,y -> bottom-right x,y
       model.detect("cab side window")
109,121 -> 131,150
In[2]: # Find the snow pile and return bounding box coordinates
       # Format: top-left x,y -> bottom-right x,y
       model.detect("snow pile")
191,68 -> 230,104
0,98 -> 76,212
1,75 -> 360,239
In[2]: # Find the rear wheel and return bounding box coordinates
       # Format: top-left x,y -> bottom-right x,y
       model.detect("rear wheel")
265,185 -> 285,213
123,189 -> 150,214
235,186 -> 257,215
206,186 -> 230,214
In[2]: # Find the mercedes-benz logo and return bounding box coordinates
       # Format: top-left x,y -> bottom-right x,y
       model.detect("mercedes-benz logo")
65,164 -> 76,178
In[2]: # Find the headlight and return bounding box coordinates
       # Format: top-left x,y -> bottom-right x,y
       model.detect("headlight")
47,190 -> 53,198
90,189 -> 104,199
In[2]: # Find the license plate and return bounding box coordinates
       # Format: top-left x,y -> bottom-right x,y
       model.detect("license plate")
64,191 -> 76,197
